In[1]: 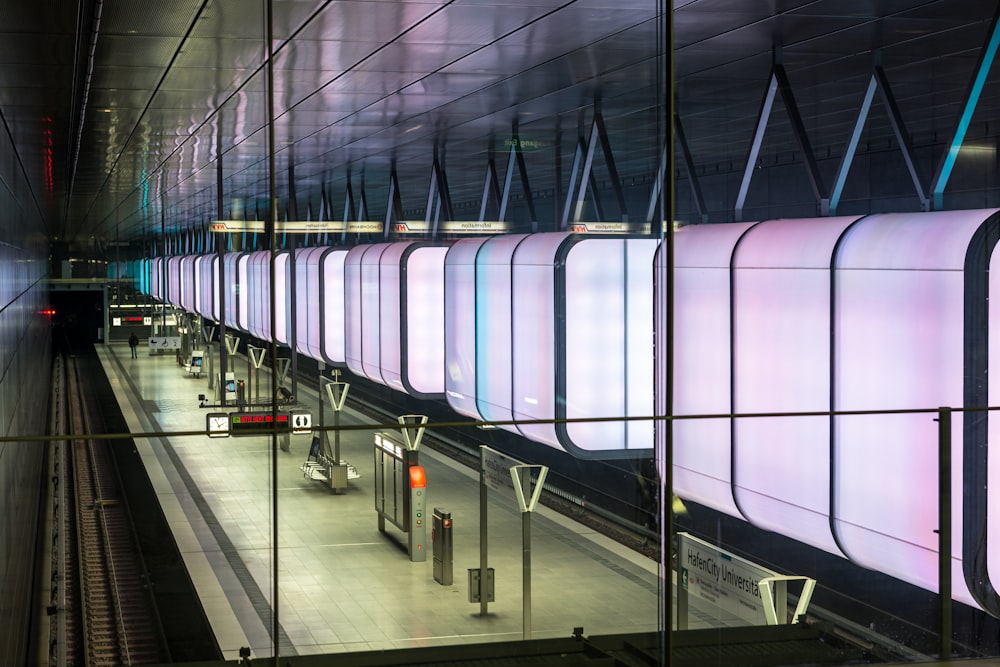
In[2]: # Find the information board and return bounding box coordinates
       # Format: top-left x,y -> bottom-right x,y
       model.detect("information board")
229,411 -> 290,436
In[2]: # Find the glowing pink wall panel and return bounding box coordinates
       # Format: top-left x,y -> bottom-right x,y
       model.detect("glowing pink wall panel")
671,222 -> 756,518
833,211 -> 985,606
562,237 -> 658,455
404,246 -> 448,397
321,249 -> 348,365
444,239 -> 487,420
732,216 -> 860,555
511,233 -> 569,448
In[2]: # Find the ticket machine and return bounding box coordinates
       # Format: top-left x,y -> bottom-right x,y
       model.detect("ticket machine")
373,416 -> 428,562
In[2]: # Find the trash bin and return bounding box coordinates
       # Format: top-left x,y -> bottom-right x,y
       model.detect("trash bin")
432,508 -> 453,585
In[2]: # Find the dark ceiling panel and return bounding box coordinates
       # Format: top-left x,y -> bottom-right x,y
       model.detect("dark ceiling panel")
2,0 -> 999,244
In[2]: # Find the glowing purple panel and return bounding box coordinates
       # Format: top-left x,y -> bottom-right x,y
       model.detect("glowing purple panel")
563,237 -> 658,454
362,244 -> 391,384
475,235 -> 528,428
989,236 -> 1000,601
295,247 -> 325,361
179,257 -> 195,312
732,216 -> 859,556
404,246 -> 448,397
247,251 -> 268,339
321,249 -> 348,365
512,233 -> 570,448
236,254 -> 250,332
223,254 -> 241,328
834,210 -> 985,606
379,243 -> 411,391
167,257 -> 181,306
150,258 -> 162,300
196,255 -> 208,319
273,252 -> 289,345
444,239 -> 488,420
671,222 -> 756,518
344,246 -> 366,376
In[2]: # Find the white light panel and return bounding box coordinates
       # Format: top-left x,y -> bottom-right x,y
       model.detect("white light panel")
732,216 -> 860,555
444,238 -> 488,420
404,245 -> 448,397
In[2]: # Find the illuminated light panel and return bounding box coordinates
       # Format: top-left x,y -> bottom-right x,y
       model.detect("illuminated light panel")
561,236 -> 658,456
833,210 -> 992,608
167,257 -> 181,305
731,216 -> 860,556
988,231 -> 1000,612
236,253 -> 250,331
404,245 -> 448,397
444,238 -> 488,420
274,251 -> 289,345
475,234 -> 529,428
363,244 -> 393,384
223,253 -> 242,329
320,249 -> 348,365
670,222 -> 756,518
378,243 -> 411,391
295,247 -> 326,361
511,232 -> 570,447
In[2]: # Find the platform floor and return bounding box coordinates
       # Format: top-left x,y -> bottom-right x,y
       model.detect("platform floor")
96,342 -> 684,661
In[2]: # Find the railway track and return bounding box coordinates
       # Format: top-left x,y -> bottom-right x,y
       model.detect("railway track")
56,354 -> 166,665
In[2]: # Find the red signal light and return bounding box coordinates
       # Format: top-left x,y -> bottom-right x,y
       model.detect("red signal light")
409,465 -> 426,489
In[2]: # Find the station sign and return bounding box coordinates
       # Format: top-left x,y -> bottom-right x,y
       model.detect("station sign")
568,222 -> 653,234
290,410 -> 312,434
392,220 -> 510,235
148,336 -> 181,350
676,532 -> 774,626
210,220 -> 383,234
480,445 -> 523,494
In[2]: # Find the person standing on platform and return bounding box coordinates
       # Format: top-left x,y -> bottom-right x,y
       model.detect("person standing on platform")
128,331 -> 139,358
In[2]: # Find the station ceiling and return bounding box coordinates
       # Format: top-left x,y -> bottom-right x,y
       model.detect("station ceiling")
3,0 -> 998,249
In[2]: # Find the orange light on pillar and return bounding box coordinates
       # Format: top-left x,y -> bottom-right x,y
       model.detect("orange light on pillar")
409,465 -> 426,488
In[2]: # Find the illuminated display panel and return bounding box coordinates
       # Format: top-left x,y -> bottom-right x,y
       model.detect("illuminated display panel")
320,249 -> 348,365
192,256 -> 206,317
988,227 -> 1000,613
223,253 -> 241,328
731,216 -> 859,556
360,244 -> 391,383
295,247 -> 325,361
274,251 -> 289,345
167,257 -> 181,306
149,258 -> 162,300
404,245 -> 448,397
475,235 -> 528,428
444,238 -> 488,419
197,255 -> 219,322
833,211 -> 986,606
671,222 -> 756,518
229,411 -> 290,436
344,245 -> 369,377
179,256 -> 195,312
247,251 -> 268,340
511,233 -> 570,448
136,259 -> 149,296
378,243 -> 411,391
236,253 -> 251,331
561,237 -> 658,456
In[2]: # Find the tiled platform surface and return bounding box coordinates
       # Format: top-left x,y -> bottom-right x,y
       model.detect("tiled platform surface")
97,342 -> 684,661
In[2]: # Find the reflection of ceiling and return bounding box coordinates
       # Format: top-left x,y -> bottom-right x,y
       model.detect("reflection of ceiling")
3,1 -> 999,248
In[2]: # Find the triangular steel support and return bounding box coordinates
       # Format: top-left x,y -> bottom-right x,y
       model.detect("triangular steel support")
398,414 -> 428,451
